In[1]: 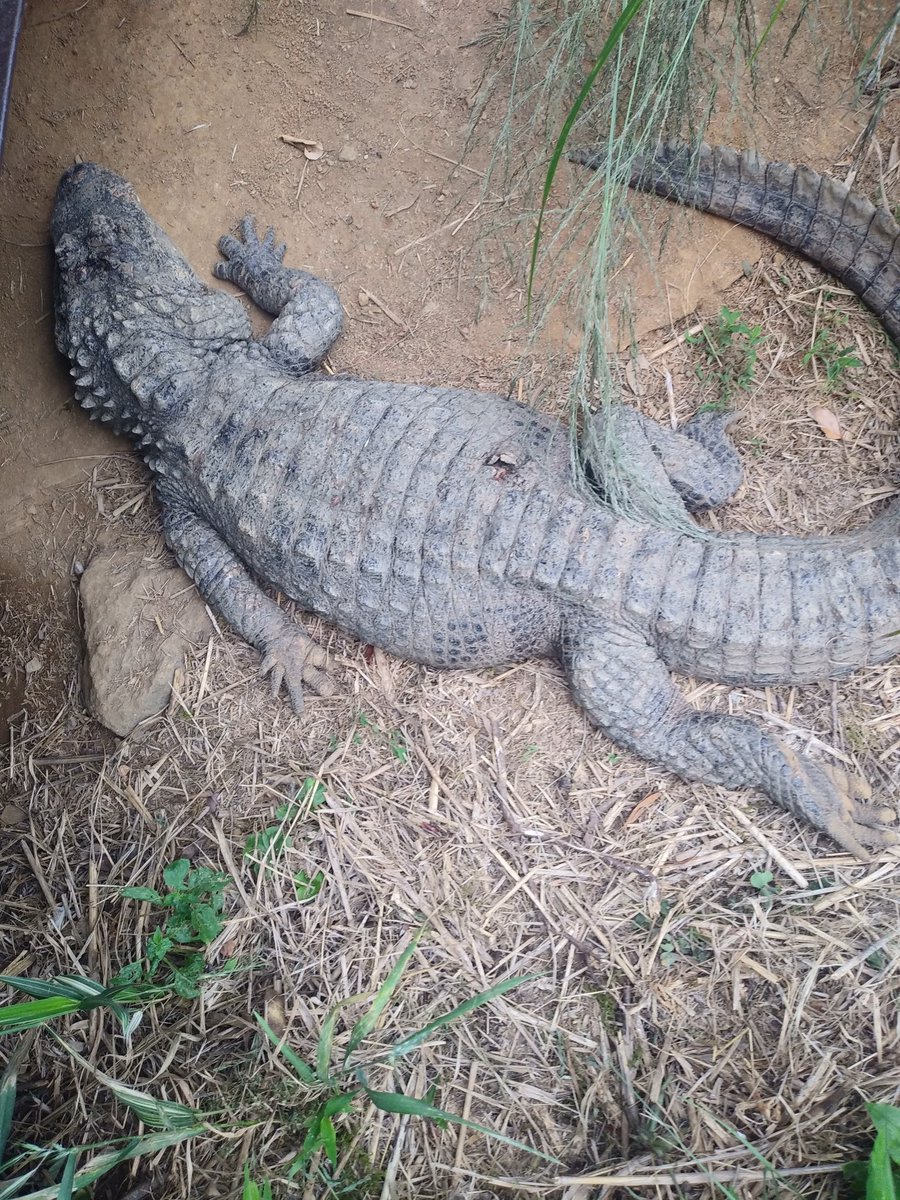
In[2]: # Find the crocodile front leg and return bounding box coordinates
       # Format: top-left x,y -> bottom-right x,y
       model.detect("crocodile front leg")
563,619 -> 898,858
214,217 -> 344,374
158,488 -> 334,711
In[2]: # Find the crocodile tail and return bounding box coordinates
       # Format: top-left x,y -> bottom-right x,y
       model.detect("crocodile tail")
570,142 -> 900,345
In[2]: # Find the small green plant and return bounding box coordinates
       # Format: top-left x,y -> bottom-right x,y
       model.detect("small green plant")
844,1102 -> 900,1196
802,327 -> 862,389
242,1163 -> 274,1200
254,929 -> 554,1184
633,901 -> 712,967
354,711 -> 411,767
687,307 -> 764,404
120,859 -> 230,998
749,869 -> 779,902
244,780 -> 327,904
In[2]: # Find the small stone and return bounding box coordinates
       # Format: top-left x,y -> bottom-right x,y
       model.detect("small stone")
338,143 -> 359,162
1,804 -> 25,826
79,550 -> 213,736
24,656 -> 43,675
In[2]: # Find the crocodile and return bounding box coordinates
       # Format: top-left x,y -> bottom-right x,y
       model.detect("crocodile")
51,145 -> 900,858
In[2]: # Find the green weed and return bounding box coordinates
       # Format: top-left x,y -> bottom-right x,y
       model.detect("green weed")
632,901 -> 712,967
748,869 -> 779,902
243,779 -> 327,904
843,1103 -> 900,1196
242,1163 -> 274,1200
0,975 -> 207,1199
254,928 -> 553,1183
687,307 -> 764,404
119,859 -> 230,998
802,326 -> 862,389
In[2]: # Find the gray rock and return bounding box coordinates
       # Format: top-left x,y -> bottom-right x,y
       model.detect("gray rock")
79,550 -> 212,736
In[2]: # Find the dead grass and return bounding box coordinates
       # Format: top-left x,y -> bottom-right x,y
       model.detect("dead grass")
3,223 -> 900,1200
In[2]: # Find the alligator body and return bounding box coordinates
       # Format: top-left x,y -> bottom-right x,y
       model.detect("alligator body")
51,147 -> 900,857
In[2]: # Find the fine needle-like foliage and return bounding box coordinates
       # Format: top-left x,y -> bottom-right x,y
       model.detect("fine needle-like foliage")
472,0 -> 817,529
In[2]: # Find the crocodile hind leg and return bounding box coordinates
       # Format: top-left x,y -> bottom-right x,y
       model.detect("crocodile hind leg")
158,488 -> 334,712
562,619 -> 898,858
214,217 -> 345,374
585,404 -> 742,518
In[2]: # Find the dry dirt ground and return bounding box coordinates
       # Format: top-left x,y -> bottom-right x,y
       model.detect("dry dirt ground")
1,1 -> 900,1197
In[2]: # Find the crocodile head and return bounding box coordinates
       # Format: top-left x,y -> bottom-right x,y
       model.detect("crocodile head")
52,162 -> 200,346
52,162 -> 242,455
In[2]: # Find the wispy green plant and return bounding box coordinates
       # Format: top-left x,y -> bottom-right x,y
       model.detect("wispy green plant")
474,0 -> 806,531
254,928 -> 552,1182
687,306 -> 764,404
802,327 -> 862,389
244,779 -> 327,903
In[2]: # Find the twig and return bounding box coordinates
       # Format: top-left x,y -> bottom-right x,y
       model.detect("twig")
557,1163 -> 845,1187
167,32 -> 196,67
646,322 -> 703,361
358,287 -> 407,328
346,7 -> 416,30
412,144 -> 485,178
727,804 -> 809,888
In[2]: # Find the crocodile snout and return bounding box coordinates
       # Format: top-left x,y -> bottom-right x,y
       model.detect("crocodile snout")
52,161 -> 140,242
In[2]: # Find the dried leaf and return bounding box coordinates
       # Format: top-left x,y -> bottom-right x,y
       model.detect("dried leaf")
809,405 -> 843,441
264,992 -> 286,1036
279,134 -> 325,160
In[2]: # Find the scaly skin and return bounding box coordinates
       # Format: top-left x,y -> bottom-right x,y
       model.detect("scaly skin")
51,154 -> 900,857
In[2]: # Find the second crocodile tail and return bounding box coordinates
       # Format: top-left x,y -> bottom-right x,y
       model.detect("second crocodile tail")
571,142 -> 900,346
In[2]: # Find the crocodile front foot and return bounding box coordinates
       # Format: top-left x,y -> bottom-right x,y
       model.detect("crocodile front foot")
260,624 -> 335,714
781,748 -> 898,859
214,216 -> 287,298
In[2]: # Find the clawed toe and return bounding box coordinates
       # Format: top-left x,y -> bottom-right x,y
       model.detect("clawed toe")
259,631 -> 335,715
820,762 -> 898,858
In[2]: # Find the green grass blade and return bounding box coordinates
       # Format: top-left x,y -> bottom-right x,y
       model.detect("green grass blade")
242,1162 -> 261,1200
748,0 -> 789,66
316,1005 -> 341,1083
0,998 -> 84,1034
0,1168 -> 40,1200
345,927 -> 425,1061
0,1028 -> 35,1163
51,1034 -> 206,1131
0,975 -> 140,1034
364,1089 -> 561,1165
526,0 -> 646,309
388,974 -> 538,1060
254,1014 -> 316,1084
319,1115 -> 338,1167
55,1151 -> 76,1200
14,1129 -> 204,1200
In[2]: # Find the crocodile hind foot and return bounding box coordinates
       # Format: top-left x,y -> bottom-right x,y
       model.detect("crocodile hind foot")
776,748 -> 898,859
214,216 -> 344,373
563,619 -> 899,859
584,403 -> 743,525
259,624 -> 335,714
